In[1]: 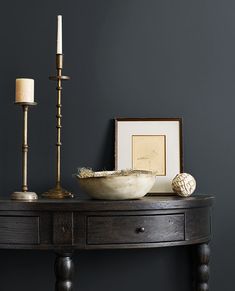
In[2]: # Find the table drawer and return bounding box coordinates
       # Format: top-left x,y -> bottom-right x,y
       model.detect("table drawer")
87,214 -> 185,245
0,216 -> 39,245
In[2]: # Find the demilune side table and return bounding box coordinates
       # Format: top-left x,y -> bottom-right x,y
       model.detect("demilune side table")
0,195 -> 213,291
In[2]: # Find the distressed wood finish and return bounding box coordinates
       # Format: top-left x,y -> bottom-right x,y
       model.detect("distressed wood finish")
0,216 -> 39,244
0,195 -> 213,291
0,195 -> 213,211
87,214 -> 184,245
53,212 -> 73,245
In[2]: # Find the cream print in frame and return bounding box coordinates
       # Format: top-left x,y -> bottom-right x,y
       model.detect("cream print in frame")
132,135 -> 166,175
115,118 -> 183,193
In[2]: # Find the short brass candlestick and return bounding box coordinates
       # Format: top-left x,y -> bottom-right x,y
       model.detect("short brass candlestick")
11,102 -> 38,200
42,54 -> 73,199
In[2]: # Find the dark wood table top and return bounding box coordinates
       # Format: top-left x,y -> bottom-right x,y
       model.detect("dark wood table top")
0,194 -> 214,211
0,194 -> 213,290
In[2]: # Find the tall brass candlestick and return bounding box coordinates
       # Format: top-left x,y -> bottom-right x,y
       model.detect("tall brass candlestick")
42,54 -> 73,199
11,102 -> 38,200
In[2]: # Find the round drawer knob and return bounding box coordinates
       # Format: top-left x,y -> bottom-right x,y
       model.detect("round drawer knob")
137,227 -> 145,233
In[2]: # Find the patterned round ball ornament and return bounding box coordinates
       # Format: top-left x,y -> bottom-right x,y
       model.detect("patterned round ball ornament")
172,173 -> 196,197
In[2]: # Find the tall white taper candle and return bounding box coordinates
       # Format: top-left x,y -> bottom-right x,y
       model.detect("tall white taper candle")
57,15 -> 62,54
15,79 -> 34,103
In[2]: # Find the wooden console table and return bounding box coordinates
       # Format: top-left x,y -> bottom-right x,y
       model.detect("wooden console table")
0,195 -> 213,291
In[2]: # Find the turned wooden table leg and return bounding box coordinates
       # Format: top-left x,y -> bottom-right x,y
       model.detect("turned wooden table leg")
196,243 -> 210,291
55,252 -> 74,291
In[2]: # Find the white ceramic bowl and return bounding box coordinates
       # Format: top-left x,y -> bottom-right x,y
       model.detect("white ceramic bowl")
76,170 -> 156,200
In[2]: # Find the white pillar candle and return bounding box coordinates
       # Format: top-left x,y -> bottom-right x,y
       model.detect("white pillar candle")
15,78 -> 34,103
57,15 -> 62,54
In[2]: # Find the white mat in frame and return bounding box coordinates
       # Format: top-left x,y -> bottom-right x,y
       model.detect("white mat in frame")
115,118 -> 183,194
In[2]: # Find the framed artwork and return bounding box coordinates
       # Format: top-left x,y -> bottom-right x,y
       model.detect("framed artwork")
115,118 -> 183,194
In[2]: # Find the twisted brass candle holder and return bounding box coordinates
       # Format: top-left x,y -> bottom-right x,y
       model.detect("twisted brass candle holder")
42,54 -> 73,199
11,102 -> 38,200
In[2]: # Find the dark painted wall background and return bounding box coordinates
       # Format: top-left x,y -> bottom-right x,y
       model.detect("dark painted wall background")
0,0 -> 232,290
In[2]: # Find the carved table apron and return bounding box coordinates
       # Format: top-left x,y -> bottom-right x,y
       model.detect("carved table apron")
0,195 -> 213,291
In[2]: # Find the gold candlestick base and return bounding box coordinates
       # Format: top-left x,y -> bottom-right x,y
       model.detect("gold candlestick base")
11,191 -> 38,201
11,101 -> 38,201
42,53 -> 73,199
42,185 -> 73,199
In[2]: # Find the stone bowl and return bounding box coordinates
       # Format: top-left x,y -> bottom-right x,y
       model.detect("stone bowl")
75,170 -> 156,200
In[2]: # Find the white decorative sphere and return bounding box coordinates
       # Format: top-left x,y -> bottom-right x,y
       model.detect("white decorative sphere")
172,173 -> 196,197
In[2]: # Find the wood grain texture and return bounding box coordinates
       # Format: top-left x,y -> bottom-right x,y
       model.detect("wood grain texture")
0,195 -> 213,290
0,196 -> 213,250
87,214 -> 184,245
53,212 -> 73,245
0,216 -> 39,244
73,212 -> 86,248
185,208 -> 211,241
0,195 -> 213,211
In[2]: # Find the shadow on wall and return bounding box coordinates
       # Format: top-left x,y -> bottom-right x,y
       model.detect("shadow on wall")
95,119 -> 115,171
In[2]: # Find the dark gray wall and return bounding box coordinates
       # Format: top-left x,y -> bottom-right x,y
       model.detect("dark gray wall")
0,0 -> 231,290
